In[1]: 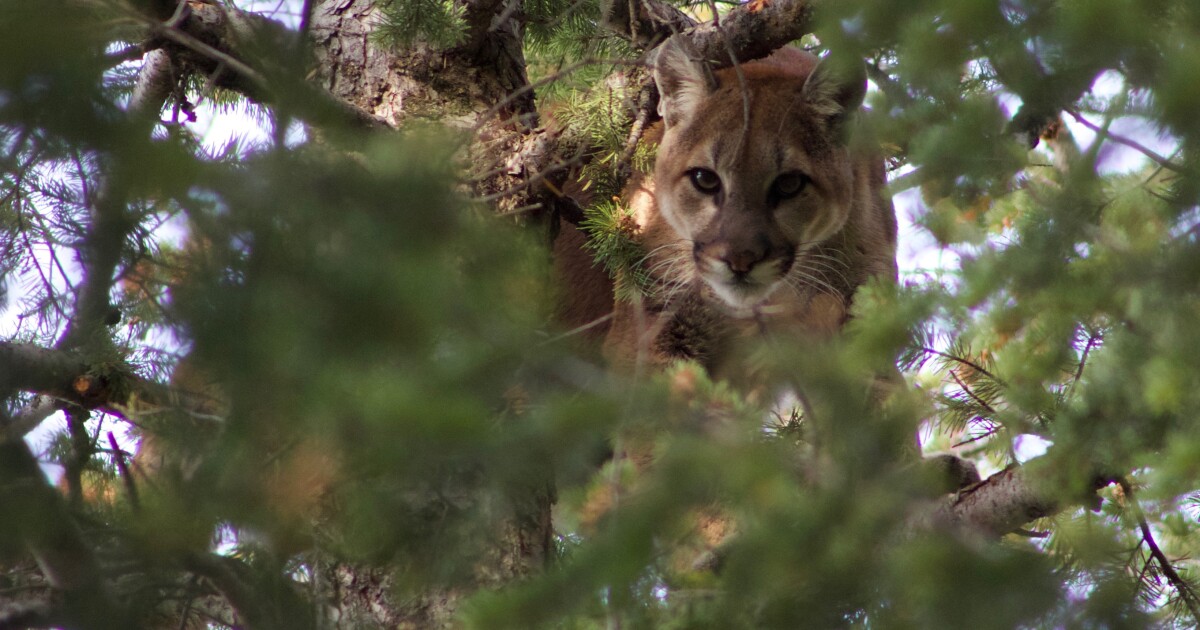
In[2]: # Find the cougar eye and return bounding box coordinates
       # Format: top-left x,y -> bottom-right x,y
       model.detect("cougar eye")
772,171 -> 810,200
688,168 -> 721,194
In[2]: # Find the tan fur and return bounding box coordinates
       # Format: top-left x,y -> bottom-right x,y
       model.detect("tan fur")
552,222 -> 615,343
598,43 -> 896,374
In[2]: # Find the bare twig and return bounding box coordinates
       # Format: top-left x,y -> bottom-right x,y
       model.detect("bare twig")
1065,328 -> 1101,400
1065,109 -> 1186,174
600,0 -> 693,49
539,312 -> 615,345
950,424 -> 999,449
949,369 -> 999,417
1119,478 -> 1200,624
105,43 -> 146,66
472,145 -> 591,203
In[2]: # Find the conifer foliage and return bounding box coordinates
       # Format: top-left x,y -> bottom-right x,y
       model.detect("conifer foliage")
3,0 -> 1200,628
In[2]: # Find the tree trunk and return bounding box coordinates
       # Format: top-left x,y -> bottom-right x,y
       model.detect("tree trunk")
307,2 -> 553,626
310,0 -> 542,214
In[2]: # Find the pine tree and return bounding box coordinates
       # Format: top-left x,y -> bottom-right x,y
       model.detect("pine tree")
3,0 -> 1200,628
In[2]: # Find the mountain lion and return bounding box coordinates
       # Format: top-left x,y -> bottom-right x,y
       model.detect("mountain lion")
555,39 -> 980,559
556,37 -> 897,373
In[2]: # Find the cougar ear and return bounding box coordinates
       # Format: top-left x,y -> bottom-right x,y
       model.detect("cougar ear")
802,55 -> 868,126
652,36 -> 718,128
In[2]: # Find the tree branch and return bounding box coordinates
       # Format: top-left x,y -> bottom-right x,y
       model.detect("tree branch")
686,0 -> 818,69
55,31 -> 175,353
0,340 -> 215,423
921,463 -> 1112,537
1065,109 -> 1186,174
1120,478 -> 1200,624
0,425 -> 126,628
0,342 -> 122,410
182,552 -> 314,630
138,0 -> 389,130
6,396 -> 60,439
128,48 -> 176,119
601,0 -> 817,69
930,465 -> 1059,536
600,0 -> 694,50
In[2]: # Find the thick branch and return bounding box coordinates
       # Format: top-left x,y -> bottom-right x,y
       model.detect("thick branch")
141,0 -> 388,130
54,194 -> 133,352
602,0 -> 817,69
601,0 -> 694,49
180,552 -> 315,629
687,0 -> 817,70
0,341 -> 213,423
0,342 -> 119,410
921,463 -> 1112,537
0,342 -> 138,414
930,466 -> 1058,536
129,48 -> 175,119
141,0 -> 282,98
7,396 -> 59,438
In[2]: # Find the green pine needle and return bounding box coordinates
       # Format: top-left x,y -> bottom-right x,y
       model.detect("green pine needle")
580,198 -> 651,301
373,0 -> 466,49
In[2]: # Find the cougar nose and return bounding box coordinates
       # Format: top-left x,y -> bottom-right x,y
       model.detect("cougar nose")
722,248 -> 766,274
700,235 -> 772,274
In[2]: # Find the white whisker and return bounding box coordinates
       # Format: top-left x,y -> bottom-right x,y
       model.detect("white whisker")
789,273 -> 841,300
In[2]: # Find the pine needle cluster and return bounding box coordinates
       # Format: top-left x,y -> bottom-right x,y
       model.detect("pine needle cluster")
373,0 -> 466,49
579,197 -> 651,300
553,75 -> 658,298
524,0 -> 615,61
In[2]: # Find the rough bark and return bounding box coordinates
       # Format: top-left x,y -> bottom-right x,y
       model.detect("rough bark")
135,0 -> 388,129
932,466 -> 1060,536
308,0 -> 549,216
914,465 -> 1083,538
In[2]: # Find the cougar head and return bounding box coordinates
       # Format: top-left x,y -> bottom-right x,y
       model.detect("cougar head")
650,37 -> 868,314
